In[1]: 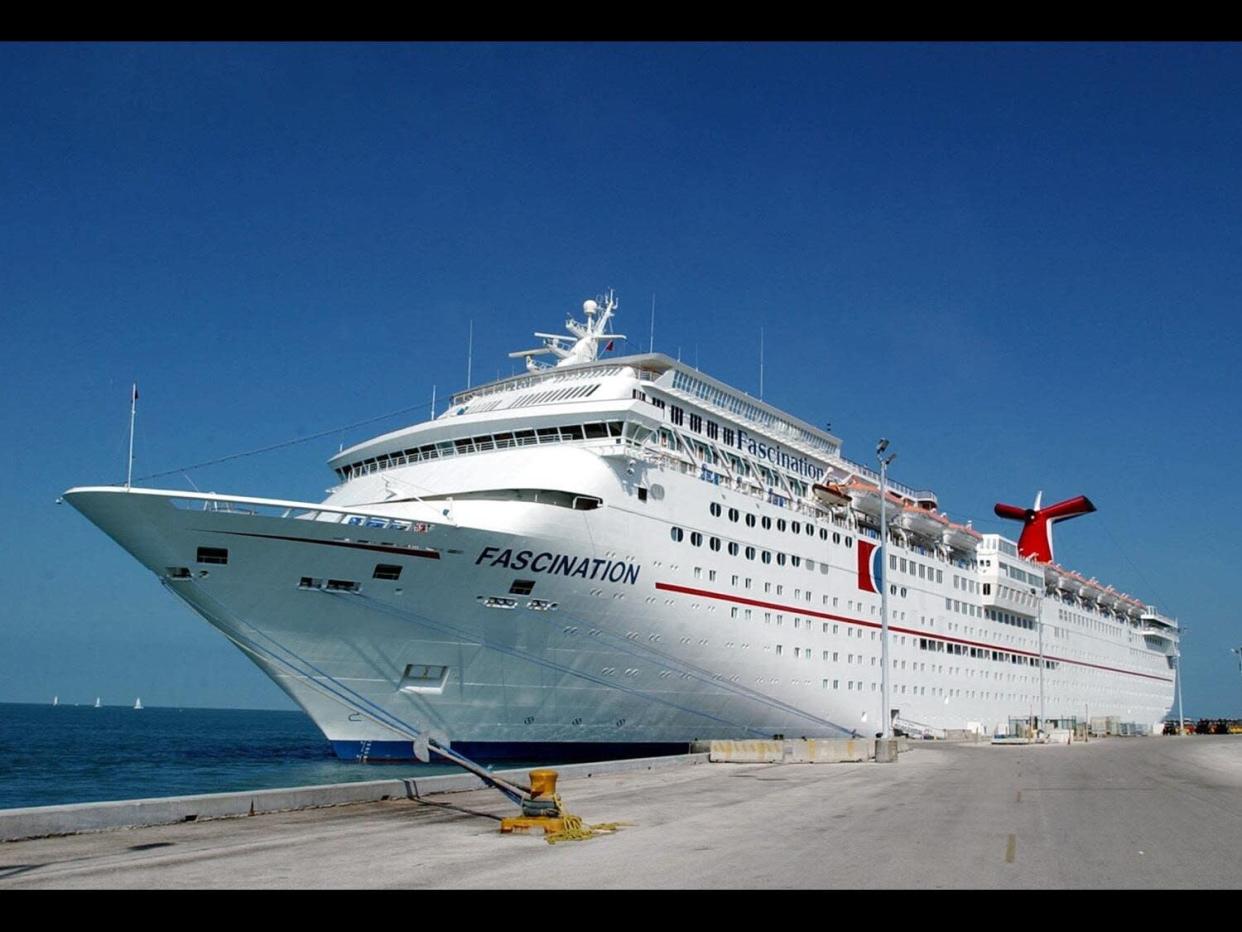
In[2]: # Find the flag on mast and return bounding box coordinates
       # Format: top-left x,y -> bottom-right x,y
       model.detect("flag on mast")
126,382 -> 138,488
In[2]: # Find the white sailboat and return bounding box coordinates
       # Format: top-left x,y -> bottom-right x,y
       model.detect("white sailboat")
52,695 -> 58,706
93,697 -> 101,709
134,697 -> 143,710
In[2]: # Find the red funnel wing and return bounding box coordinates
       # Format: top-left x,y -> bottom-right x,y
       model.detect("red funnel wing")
993,495 -> 1097,563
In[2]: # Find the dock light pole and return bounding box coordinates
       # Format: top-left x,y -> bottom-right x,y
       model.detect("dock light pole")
877,439 -> 896,740
1037,609 -> 1045,735
1174,627 -> 1187,735
1231,646 -> 1242,716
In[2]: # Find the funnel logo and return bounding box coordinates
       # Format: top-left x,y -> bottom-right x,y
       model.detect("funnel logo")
857,539 -> 884,593
994,493 -> 1096,564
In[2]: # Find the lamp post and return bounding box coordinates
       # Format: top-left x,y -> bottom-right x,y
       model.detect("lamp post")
1231,646 -> 1242,718
877,439 -> 896,740
1175,627 -> 1187,735
1037,605 -> 1045,736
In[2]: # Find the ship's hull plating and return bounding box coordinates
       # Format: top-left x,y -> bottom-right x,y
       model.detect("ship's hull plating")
65,457 -> 1176,761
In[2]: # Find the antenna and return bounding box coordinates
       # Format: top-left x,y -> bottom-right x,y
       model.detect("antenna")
430,384 -> 436,420
649,293 -> 656,354
759,328 -> 765,400
466,320 -> 473,388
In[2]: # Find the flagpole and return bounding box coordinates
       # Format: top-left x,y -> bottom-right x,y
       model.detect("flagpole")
126,383 -> 137,489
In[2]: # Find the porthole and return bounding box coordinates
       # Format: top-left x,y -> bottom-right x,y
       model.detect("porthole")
728,508 -> 739,522
710,502 -> 722,518
709,537 -> 721,551
728,542 -> 740,556
761,516 -> 771,530
745,513 -> 756,528
690,531 -> 703,547
671,527 -> 684,542
744,546 -> 756,560
761,551 -> 772,564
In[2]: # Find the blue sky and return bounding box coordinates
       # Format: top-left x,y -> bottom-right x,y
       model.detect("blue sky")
2,42 -> 1240,716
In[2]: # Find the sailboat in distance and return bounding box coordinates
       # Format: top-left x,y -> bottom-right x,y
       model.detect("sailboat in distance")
93,697 -> 101,709
134,698 -> 143,710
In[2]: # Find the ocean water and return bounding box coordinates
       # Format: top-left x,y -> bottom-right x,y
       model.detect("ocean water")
0,703 -> 469,811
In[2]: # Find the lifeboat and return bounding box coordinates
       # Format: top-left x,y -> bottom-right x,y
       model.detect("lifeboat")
943,520 -> 982,551
812,481 -> 851,508
846,480 -> 882,518
897,505 -> 948,539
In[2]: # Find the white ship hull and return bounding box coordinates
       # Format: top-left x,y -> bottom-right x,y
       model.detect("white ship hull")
66,447 -> 1174,760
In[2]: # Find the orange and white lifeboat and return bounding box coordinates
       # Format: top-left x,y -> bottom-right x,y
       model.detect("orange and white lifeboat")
811,481 -> 851,508
943,520 -> 982,551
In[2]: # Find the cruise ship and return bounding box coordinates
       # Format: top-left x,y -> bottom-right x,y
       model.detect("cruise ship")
64,294 -> 1179,760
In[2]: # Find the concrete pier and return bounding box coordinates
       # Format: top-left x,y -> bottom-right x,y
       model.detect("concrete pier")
2,737 -> 1240,889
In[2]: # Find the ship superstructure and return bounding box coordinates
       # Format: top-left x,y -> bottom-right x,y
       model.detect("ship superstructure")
65,294 -> 1179,759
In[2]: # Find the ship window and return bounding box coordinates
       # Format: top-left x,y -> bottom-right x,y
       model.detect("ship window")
790,555 -> 800,567
776,553 -> 786,566
761,516 -> 771,530
710,503 -> 722,517
671,527 -> 684,542
572,495 -> 602,510
690,532 -> 703,547
514,430 -> 537,445
373,564 -> 403,581
728,508 -> 739,522
536,428 -> 560,442
761,551 -> 772,564
509,579 -> 536,595
325,579 -> 360,592
165,566 -> 191,579
776,519 -> 786,532
728,542 -> 739,556
584,423 -> 608,439
791,521 -> 801,534
196,547 -> 228,565
562,425 -> 584,440
637,487 -> 648,502
745,513 -> 756,528
709,537 -> 721,551
298,576 -> 322,589
670,406 -> 684,426
744,546 -> 756,560
689,413 -> 702,432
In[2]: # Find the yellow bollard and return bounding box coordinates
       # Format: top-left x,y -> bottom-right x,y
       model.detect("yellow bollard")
500,769 -> 568,836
